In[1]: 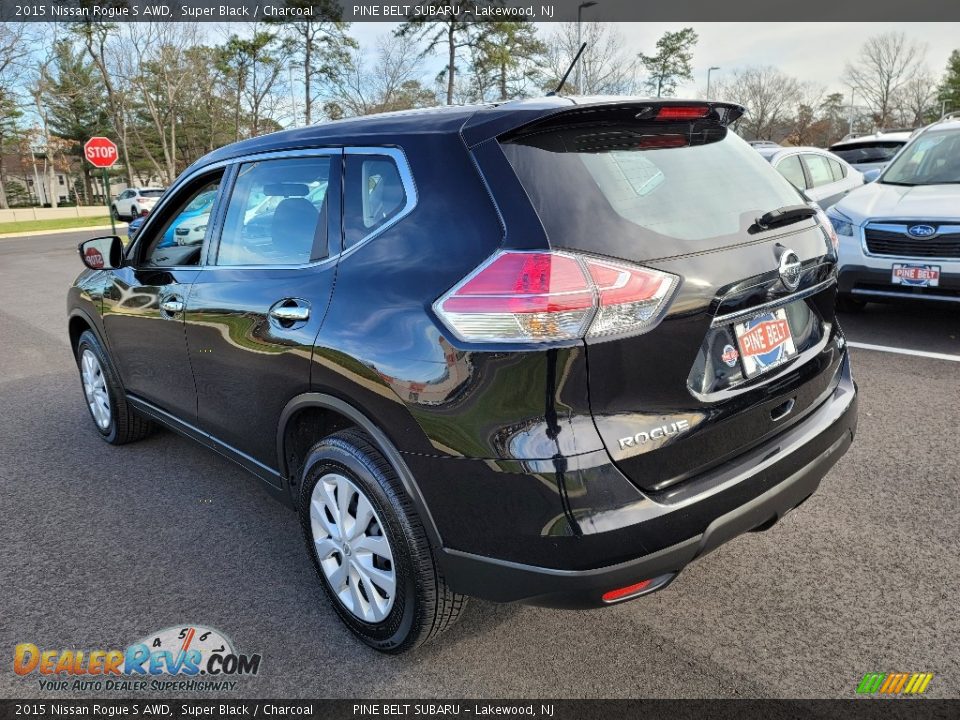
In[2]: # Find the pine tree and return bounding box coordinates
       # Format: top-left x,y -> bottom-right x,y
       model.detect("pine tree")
639,28 -> 699,98
938,49 -> 960,116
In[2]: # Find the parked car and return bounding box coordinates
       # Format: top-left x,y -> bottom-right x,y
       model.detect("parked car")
756,146 -> 864,209
828,114 -> 960,310
748,140 -> 781,149
111,187 -> 165,220
126,212 -> 148,243
829,130 -> 914,175
69,98 -> 857,653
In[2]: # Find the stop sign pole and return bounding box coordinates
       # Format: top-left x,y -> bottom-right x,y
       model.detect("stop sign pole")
83,136 -> 119,236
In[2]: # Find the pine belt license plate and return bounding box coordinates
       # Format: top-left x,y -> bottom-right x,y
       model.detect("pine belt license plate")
734,308 -> 798,378
892,264 -> 940,287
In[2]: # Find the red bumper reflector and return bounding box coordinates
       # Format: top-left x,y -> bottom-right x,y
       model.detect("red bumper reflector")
655,105 -> 710,120
602,579 -> 654,602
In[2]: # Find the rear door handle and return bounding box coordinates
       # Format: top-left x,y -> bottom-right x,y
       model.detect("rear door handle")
269,305 -> 310,322
160,298 -> 184,314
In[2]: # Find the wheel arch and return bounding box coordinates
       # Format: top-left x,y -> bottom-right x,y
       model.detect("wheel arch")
277,393 -> 444,548
68,309 -> 105,359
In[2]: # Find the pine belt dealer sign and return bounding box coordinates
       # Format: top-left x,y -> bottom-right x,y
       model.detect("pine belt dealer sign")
84,136 -> 118,168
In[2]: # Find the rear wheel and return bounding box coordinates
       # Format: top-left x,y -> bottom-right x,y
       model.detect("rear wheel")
75,330 -> 153,445
298,429 -> 466,653
836,293 -> 867,312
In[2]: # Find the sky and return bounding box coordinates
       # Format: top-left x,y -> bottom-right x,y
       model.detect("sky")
346,21 -> 960,98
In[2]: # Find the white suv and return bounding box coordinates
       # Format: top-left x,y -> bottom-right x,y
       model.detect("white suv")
828,115 -> 960,310
112,187 -> 165,220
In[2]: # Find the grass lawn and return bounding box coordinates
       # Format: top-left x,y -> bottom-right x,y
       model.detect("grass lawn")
0,215 -> 117,235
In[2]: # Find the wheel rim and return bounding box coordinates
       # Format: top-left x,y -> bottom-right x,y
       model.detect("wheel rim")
309,472 -> 396,623
80,349 -> 111,430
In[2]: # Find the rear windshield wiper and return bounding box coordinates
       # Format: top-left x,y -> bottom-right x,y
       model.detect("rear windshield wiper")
755,204 -> 816,230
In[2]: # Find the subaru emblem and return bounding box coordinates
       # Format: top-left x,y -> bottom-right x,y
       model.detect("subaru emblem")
778,249 -> 802,291
908,224 -> 936,238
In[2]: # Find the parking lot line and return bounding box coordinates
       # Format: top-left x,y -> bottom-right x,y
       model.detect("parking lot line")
847,341 -> 960,363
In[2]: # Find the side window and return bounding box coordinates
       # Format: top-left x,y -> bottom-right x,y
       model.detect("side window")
829,158 -> 846,181
216,157 -> 333,266
139,175 -> 222,268
775,155 -> 807,190
803,154 -> 835,187
343,154 -> 408,249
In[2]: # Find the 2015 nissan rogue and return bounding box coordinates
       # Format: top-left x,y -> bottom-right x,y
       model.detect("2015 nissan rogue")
68,97 -> 858,653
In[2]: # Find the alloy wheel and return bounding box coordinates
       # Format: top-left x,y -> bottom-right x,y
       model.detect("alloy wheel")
309,472 -> 397,623
80,349 -> 111,430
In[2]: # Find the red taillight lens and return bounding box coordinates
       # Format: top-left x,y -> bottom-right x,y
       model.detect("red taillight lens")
655,105 -> 710,120
601,579 -> 653,602
434,251 -> 678,343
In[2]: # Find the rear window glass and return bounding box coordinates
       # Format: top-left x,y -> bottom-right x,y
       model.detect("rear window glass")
500,125 -> 803,258
829,142 -> 903,164
140,190 -> 165,198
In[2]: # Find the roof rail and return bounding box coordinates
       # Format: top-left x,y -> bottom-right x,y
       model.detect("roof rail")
940,110 -> 960,121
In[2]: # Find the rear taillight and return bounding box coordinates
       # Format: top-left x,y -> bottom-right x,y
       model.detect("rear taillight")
814,206 -> 839,255
434,251 -> 678,343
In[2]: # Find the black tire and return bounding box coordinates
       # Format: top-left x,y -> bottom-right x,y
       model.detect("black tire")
75,330 -> 153,445
298,429 -> 466,653
836,293 -> 867,312
111,205 -> 120,221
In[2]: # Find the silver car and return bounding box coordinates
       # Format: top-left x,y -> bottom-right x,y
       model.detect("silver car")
828,115 -> 960,310
757,146 -> 864,210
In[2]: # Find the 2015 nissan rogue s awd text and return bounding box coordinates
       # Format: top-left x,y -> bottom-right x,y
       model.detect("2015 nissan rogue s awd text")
68,97 -> 858,653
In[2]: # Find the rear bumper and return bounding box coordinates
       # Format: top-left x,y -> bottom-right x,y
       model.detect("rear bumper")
438,354 -> 858,608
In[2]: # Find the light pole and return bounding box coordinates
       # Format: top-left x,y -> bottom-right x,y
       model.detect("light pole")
847,86 -> 856,137
706,66 -> 720,98
576,1 -> 598,94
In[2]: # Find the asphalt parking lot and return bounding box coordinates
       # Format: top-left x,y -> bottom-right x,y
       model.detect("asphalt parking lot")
1,229 -> 958,699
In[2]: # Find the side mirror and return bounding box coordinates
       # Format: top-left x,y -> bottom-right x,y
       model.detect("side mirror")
862,169 -> 881,183
78,236 -> 124,270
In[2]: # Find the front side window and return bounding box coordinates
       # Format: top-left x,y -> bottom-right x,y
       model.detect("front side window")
216,157 -> 333,266
776,155 -> 807,190
139,175 -> 222,268
343,154 -> 408,249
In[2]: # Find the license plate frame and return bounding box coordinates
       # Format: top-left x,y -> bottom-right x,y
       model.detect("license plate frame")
734,308 -> 798,379
891,264 -> 940,287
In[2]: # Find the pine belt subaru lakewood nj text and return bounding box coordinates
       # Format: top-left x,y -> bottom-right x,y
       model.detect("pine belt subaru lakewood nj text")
68,97 -> 858,653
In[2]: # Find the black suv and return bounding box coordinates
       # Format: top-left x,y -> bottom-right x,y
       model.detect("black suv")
69,98 -> 857,653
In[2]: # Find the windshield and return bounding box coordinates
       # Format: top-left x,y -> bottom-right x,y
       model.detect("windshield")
830,142 -> 903,165
881,129 -> 960,185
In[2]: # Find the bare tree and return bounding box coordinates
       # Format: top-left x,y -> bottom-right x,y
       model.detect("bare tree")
843,32 -> 927,128
716,66 -> 802,141
0,24 -> 32,208
123,23 -> 202,183
323,33 -> 435,118
540,22 -> 638,95
894,71 -> 938,127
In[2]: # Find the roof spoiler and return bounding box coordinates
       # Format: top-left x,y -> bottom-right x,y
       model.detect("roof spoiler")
461,98 -> 745,148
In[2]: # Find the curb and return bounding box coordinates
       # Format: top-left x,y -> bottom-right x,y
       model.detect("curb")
0,224 -> 124,240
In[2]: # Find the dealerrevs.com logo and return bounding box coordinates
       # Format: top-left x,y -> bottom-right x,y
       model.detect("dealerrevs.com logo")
14,625 -> 262,693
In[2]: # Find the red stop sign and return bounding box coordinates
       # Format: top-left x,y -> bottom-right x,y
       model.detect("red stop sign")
84,247 -> 105,269
84,136 -> 119,168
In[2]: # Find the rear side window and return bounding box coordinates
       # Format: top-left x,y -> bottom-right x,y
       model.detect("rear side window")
500,123 -> 803,259
216,157 -> 333,266
343,154 -> 408,249
829,158 -> 846,181
830,141 -> 902,165
776,155 -> 807,190
803,154 -> 835,187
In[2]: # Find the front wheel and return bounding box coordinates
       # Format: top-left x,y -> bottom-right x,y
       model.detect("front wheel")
298,429 -> 466,653
75,330 -> 153,445
111,205 -> 120,220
